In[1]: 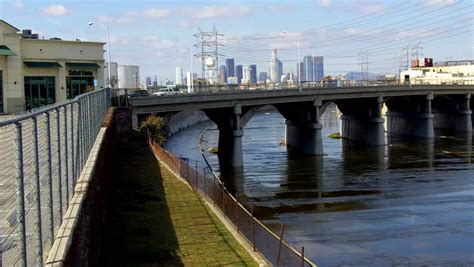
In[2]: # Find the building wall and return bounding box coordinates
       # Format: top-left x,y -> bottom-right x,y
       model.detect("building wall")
0,22 -> 105,113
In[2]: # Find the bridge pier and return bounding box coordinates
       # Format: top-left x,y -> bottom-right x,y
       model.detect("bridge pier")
283,99 -> 324,155
210,104 -> 244,167
387,93 -> 434,138
285,121 -> 323,155
455,93 -> 472,132
340,96 -> 385,145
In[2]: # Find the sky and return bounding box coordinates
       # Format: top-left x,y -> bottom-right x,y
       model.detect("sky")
1,0 -> 473,83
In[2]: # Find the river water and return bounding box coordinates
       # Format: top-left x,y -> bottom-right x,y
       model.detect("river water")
165,105 -> 474,266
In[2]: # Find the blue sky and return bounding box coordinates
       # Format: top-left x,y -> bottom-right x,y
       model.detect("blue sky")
2,0 -> 473,82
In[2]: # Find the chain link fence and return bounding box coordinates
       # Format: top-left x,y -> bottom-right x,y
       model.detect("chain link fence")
0,88 -> 110,267
148,139 -> 316,267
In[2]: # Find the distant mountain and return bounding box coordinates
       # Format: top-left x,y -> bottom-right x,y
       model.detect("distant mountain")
339,71 -> 385,80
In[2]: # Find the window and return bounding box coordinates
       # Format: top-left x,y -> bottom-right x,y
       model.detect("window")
0,70 -> 3,113
24,76 -> 56,110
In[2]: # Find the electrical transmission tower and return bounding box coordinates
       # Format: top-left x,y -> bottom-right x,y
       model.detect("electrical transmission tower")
411,42 -> 423,60
193,26 -> 223,85
359,50 -> 370,82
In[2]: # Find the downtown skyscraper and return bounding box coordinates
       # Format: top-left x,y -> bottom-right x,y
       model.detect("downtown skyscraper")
270,49 -> 278,83
226,58 -> 235,79
304,56 -> 314,82
235,64 -> 243,84
313,56 -> 324,81
249,64 -> 257,84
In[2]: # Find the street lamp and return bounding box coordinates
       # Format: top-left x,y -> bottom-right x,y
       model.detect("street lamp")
89,21 -> 111,89
396,38 -> 410,70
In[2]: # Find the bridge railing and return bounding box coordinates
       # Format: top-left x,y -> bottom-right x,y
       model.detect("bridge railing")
0,88 -> 110,266
126,79 -> 474,101
148,139 -> 316,267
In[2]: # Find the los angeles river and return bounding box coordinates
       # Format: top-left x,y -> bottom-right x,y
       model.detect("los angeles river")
165,105 -> 474,266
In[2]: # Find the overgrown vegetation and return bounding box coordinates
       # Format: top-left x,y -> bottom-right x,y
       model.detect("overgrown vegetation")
139,115 -> 168,145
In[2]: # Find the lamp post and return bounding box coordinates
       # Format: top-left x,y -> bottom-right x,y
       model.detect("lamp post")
396,38 -> 410,70
89,21 -> 111,89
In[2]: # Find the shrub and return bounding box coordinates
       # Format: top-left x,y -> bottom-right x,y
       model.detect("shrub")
139,115 -> 167,146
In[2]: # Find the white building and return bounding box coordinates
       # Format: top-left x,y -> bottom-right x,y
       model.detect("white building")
118,65 -> 140,89
400,60 -> 474,85
0,20 -> 105,113
176,66 -> 184,85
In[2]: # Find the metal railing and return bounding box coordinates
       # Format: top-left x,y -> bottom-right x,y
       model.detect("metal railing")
148,140 -> 315,267
0,88 -> 110,266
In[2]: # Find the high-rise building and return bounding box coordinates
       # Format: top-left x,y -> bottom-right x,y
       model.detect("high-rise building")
226,58 -> 235,78
277,60 -> 283,82
218,65 -> 227,84
153,76 -> 158,87
249,64 -> 257,84
304,56 -> 314,82
146,76 -> 152,87
242,66 -> 250,84
175,67 -> 184,85
235,65 -> 243,85
270,49 -> 278,82
258,72 -> 268,82
297,62 -> 305,82
314,56 -> 324,81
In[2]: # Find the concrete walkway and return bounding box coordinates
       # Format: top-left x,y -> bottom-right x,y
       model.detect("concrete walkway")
102,140 -> 257,266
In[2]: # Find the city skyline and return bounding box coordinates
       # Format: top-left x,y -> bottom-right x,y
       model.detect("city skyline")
3,0 -> 473,81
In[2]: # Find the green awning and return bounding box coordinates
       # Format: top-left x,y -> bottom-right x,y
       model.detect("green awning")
66,62 -> 101,68
0,45 -> 16,56
24,61 -> 62,68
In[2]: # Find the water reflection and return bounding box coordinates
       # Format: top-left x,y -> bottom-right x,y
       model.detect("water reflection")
165,110 -> 474,266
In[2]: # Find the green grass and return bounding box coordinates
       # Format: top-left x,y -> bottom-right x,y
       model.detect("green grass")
102,140 -> 257,266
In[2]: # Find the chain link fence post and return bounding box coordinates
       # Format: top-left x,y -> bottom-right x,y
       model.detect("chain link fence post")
55,108 -> 63,220
63,106 -> 69,209
14,122 -> 27,267
70,104 -> 75,188
45,112 -> 54,248
32,117 -> 44,266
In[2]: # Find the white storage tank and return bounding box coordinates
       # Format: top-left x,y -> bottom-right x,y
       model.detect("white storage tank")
118,65 -> 140,89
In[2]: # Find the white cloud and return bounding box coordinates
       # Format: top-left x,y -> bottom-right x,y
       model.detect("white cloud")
177,20 -> 194,29
97,16 -> 114,23
12,0 -> 24,9
143,8 -> 171,19
109,36 -> 129,45
42,4 -> 67,16
359,2 -> 386,14
319,0 -> 331,8
143,35 -> 174,49
182,6 -> 251,20
266,4 -> 294,13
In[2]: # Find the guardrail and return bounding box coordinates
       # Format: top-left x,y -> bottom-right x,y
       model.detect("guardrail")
148,139 -> 316,267
0,88 -> 110,266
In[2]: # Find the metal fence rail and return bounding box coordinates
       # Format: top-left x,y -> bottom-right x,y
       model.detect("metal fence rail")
0,88 -> 110,267
148,140 -> 315,267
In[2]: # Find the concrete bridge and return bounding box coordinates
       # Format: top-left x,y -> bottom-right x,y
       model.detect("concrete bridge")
130,85 -> 474,167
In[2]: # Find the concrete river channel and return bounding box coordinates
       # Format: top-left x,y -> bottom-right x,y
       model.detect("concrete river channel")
165,104 -> 474,266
